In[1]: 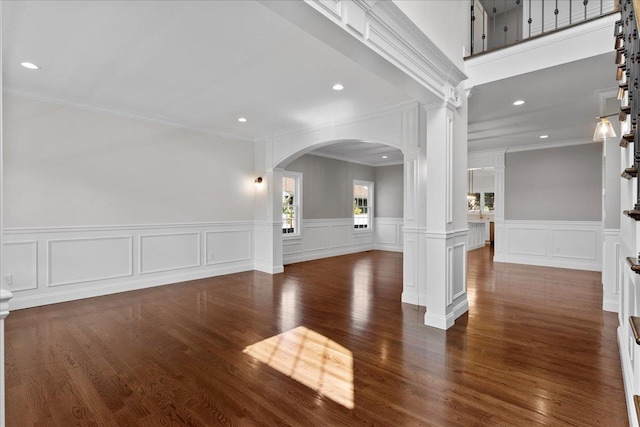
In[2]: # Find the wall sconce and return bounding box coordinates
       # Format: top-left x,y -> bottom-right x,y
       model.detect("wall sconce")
593,115 -> 617,142
254,177 -> 263,185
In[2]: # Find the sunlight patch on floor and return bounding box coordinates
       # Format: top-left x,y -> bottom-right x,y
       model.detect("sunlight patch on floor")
243,326 -> 354,409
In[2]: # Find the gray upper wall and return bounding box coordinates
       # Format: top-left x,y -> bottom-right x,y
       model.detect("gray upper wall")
505,143 -> 602,221
375,164 -> 403,218
286,154 -> 376,219
285,155 -> 403,219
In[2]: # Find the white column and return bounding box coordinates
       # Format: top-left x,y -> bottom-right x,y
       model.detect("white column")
422,100 -> 469,330
493,164 -> 506,259
402,146 -> 427,306
254,168 -> 284,274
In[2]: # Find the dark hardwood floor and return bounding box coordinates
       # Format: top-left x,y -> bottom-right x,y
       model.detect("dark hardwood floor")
5,246 -> 628,426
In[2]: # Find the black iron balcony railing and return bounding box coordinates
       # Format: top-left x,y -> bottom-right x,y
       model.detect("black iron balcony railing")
469,0 -> 619,56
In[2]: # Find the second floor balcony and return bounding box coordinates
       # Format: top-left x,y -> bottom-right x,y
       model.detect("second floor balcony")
469,0 -> 619,56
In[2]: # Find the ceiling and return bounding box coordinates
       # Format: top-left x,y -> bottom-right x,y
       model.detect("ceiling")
468,52 -> 617,153
2,0 -> 408,165
2,1 -> 617,166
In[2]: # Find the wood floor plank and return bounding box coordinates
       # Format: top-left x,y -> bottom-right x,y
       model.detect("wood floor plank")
5,247 -> 628,426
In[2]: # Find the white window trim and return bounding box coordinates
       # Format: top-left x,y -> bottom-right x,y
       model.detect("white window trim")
282,171 -> 303,239
353,179 -> 374,232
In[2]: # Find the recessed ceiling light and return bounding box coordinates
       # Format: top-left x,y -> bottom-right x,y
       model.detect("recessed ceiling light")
382,155 -> 388,159
513,100 -> 525,106
20,62 -> 40,70
238,117 -> 247,123
332,83 -> 344,91
539,135 -> 549,139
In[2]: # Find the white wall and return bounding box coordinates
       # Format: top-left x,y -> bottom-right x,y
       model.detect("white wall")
4,94 -> 255,227
3,95 -> 257,309
393,0 -> 468,68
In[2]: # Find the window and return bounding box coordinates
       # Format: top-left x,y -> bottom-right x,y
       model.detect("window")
468,191 -> 494,212
483,192 -> 494,212
282,172 -> 302,236
354,180 -> 373,230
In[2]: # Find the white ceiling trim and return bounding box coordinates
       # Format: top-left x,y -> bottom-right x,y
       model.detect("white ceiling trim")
305,151 -> 403,168
4,88 -> 254,143
504,138 -> 599,154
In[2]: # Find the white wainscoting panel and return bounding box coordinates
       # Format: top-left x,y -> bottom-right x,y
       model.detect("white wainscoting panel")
374,218 -> 403,252
283,218 -> 376,265
602,229 -> 621,313
49,236 -> 133,286
3,241 -> 38,292
467,221 -> 485,251
494,220 -> 602,271
303,224 -> 332,252
206,230 -> 252,265
139,233 -> 200,275
4,222 -> 255,310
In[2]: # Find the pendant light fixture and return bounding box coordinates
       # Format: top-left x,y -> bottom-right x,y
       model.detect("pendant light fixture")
593,114 -> 618,142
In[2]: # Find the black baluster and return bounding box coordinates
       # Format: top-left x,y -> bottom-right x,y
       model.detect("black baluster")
471,1 -> 475,55
503,0 -> 507,45
584,0 -> 588,21
555,0 -> 559,30
516,0 -> 521,41
493,0 -> 497,49
528,0 -> 532,37
482,7 -> 487,52
542,0 -> 545,33
570,0 -> 572,25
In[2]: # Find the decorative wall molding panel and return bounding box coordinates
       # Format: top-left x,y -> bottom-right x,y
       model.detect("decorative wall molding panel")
494,220 -> 602,271
602,229 -> 621,313
374,218 -> 403,252
283,218 -> 376,265
467,221 -> 486,251
4,222 -> 254,310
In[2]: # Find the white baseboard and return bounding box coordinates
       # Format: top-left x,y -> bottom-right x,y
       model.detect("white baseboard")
604,299 -> 620,313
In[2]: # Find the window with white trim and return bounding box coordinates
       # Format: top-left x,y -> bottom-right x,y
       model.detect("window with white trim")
282,172 -> 302,236
467,192 -> 494,212
353,180 -> 373,230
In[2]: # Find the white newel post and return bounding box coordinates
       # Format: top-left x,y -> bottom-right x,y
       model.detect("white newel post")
423,99 -> 469,330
